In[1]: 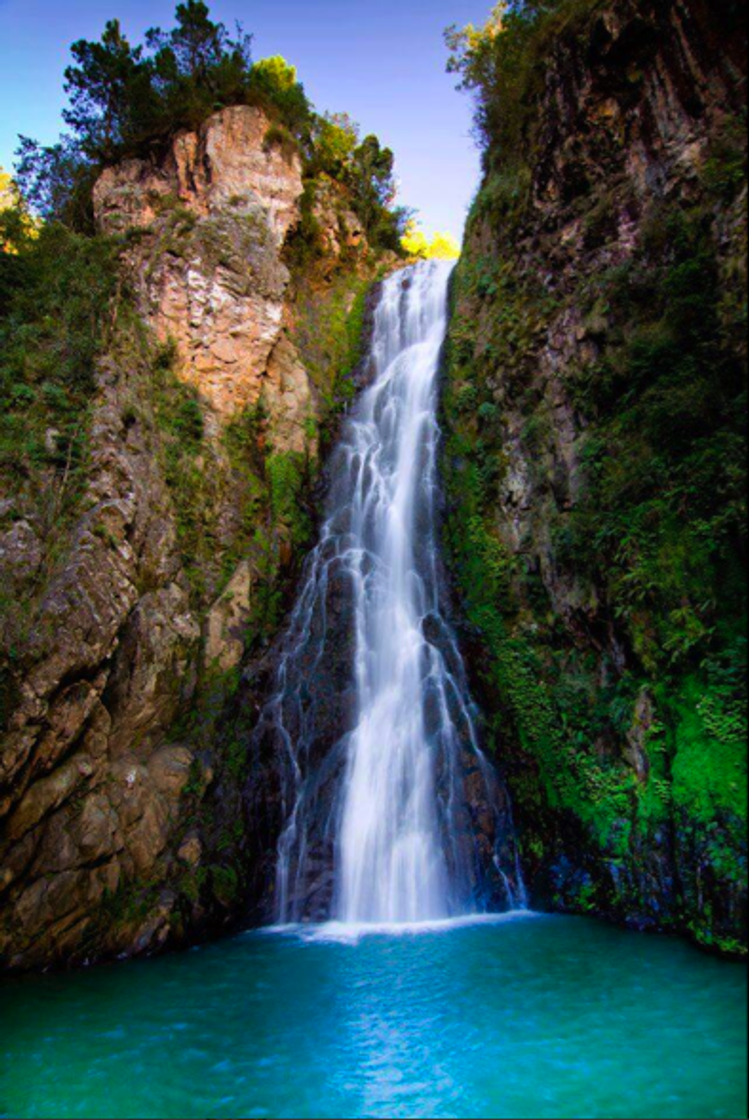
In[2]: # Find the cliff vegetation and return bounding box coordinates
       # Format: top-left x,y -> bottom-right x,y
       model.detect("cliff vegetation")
443,0 -> 747,953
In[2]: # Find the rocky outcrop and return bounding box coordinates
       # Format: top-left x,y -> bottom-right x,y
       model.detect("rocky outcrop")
444,0 -> 747,953
308,175 -> 368,279
94,105 -> 314,448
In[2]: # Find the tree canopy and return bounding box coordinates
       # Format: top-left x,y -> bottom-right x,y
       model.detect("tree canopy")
15,1 -> 409,250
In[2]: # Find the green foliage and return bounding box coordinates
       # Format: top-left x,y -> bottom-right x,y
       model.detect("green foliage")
291,271 -> 372,424
223,738 -> 249,781
670,644 -> 747,826
247,56 -> 312,142
150,346 -> 304,626
309,113 -> 360,178
305,121 -> 410,252
210,863 -> 240,904
442,417 -> 636,856
15,2 -> 406,252
0,216 -> 119,392
179,864 -> 209,904
267,451 -> 309,546
150,343 -> 220,600
446,0 -> 604,161
97,877 -> 161,929
701,114 -> 748,202
182,758 -> 206,800
0,209 -> 121,534
401,223 -> 460,260
263,123 -> 301,162
567,212 -> 746,675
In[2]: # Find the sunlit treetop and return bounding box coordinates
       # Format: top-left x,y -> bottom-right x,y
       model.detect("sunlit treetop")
402,222 -> 460,261
0,168 -> 38,252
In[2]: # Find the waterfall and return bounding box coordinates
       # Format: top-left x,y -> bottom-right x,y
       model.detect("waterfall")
252,260 -> 524,925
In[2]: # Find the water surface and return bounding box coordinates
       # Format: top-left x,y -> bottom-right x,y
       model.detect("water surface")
1,914 -> 746,1119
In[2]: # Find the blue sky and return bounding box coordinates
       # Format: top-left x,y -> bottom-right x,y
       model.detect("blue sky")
0,0 -> 489,238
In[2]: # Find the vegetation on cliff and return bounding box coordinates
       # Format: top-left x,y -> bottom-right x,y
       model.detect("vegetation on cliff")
0,201 -> 121,616
16,1 -> 408,252
2,0 -> 407,632
442,0 -> 747,952
0,0 -> 405,970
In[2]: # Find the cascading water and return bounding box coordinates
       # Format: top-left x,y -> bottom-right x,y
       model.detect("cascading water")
337,260 -> 461,923
251,259 -> 525,925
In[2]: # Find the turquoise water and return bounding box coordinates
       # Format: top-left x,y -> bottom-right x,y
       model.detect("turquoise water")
1,914 -> 746,1119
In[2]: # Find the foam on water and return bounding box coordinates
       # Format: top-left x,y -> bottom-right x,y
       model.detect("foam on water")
263,910 -> 542,945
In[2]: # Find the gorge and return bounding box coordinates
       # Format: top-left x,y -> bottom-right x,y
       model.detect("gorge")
0,0 -> 747,1116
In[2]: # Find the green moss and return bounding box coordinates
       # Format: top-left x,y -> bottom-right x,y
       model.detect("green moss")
223,738 -> 249,781
700,114 -> 747,202
99,878 -> 161,927
670,661 -> 747,828
178,865 -> 209,905
150,346 -> 222,603
182,759 -> 205,801
92,523 -> 119,549
267,451 -> 309,546
263,123 -> 301,162
210,864 -> 241,905
291,271 -> 373,423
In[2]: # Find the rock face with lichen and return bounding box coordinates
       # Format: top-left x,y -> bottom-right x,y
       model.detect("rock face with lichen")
0,104 -> 387,971
443,0 -> 747,954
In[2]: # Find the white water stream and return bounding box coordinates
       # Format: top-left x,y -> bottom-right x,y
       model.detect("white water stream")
260,260 -> 524,924
336,260 -> 457,922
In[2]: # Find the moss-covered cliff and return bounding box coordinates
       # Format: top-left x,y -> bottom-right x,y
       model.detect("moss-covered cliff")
443,0 -> 747,953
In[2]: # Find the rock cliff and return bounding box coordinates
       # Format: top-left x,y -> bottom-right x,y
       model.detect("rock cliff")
443,0 -> 747,953
0,105 -> 390,970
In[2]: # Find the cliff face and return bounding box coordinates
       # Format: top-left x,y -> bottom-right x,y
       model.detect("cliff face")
94,106 -> 313,445
0,106 -> 387,970
444,0 -> 747,953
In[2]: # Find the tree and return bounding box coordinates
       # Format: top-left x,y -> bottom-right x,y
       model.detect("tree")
146,2 -> 253,130
351,135 -> 396,232
445,1 -> 564,153
0,169 -> 38,265
247,56 -> 312,141
63,20 -> 148,160
402,221 -> 460,260
0,170 -> 14,211
147,1 -> 251,83
12,0 -> 401,245
402,221 -> 430,258
311,112 -> 359,178
15,136 -> 96,228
